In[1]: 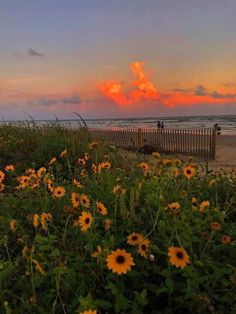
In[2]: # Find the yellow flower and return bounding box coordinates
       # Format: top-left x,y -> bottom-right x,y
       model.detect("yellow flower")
59,149 -> 67,158
209,222 -> 221,231
78,158 -> 86,166
28,173 -> 40,189
192,197 -> 198,210
32,259 -> 46,275
80,310 -> 97,314
172,168 -> 179,177
101,161 -> 111,170
88,141 -> 99,150
96,201 -> 107,215
47,179 -> 54,192
144,170 -> 152,178
22,246 -> 30,260
26,168 -> 35,175
41,213 -> 52,230
78,211 -> 93,232
9,220 -> 17,231
5,164 -> 15,172
0,171 -> 5,182
182,165 -> 196,179
152,151 -> 161,158
191,197 -> 197,206
84,152 -> 90,160
98,161 -> 111,173
173,159 -> 182,166
73,179 -> 82,188
199,200 -> 210,212
80,169 -> 88,177
139,162 -> 149,171
127,233 -> 144,246
138,238 -> 150,258
106,249 -> 135,275
37,167 -> 47,178
71,192 -> 80,208
208,179 -> 216,186
80,194 -> 91,208
48,157 -> 57,165
104,219 -> 111,231
112,185 -> 126,195
33,214 -> 40,229
92,164 -> 98,173
113,185 -> 121,194
53,186 -> 66,198
0,182 -> 5,192
168,247 -> 190,269
162,159 -> 172,166
17,175 -> 30,188
92,246 -> 102,258
168,202 -> 181,214
221,235 -> 231,244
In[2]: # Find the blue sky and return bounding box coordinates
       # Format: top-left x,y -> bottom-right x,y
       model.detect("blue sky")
0,0 -> 236,119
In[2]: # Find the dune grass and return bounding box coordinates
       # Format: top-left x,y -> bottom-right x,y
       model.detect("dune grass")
0,123 -> 236,313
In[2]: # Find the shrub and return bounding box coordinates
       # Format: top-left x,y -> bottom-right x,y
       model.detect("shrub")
0,125 -> 235,313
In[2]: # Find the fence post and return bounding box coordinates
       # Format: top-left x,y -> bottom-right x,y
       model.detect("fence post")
138,128 -> 143,147
211,129 -> 216,159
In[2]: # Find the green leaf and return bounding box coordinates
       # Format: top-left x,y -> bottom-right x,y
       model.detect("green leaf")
165,277 -> 174,293
134,289 -> 148,306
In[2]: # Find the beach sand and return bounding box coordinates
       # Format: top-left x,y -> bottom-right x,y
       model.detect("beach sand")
208,135 -> 236,170
122,134 -> 236,171
176,135 -> 236,170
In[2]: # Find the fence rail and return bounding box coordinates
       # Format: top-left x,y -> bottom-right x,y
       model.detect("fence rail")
89,128 -> 216,159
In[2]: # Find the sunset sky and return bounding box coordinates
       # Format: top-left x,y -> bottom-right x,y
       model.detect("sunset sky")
1,0 -> 236,120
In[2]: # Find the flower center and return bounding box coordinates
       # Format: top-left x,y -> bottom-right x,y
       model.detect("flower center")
132,235 -> 138,241
85,218 -> 90,224
116,255 -> 125,264
141,244 -> 147,251
176,251 -> 184,259
186,170 -> 191,175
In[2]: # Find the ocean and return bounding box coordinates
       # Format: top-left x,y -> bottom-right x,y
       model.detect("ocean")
84,115 -> 236,135
1,115 -> 236,135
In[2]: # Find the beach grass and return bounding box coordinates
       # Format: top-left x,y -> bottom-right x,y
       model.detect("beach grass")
0,123 -> 236,313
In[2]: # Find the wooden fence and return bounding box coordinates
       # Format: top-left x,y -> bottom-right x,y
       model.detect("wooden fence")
89,128 -> 216,159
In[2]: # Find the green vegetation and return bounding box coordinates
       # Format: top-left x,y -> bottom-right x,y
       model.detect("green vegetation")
0,123 -> 236,313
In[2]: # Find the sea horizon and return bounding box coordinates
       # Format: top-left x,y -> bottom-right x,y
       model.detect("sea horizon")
0,113 -> 236,122
1,114 -> 236,135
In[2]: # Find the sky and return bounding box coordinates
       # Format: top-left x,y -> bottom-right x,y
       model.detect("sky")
0,0 -> 236,120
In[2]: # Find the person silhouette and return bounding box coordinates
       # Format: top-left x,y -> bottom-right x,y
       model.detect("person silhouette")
161,122 -> 164,129
214,123 -> 218,130
157,121 -> 161,129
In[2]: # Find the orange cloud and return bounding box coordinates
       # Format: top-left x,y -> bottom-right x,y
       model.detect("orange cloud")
98,62 -> 160,106
99,62 -> 236,109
